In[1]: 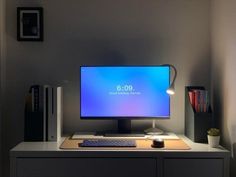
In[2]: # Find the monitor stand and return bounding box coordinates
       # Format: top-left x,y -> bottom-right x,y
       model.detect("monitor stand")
104,120 -> 145,137
118,119 -> 131,133
144,120 -> 164,135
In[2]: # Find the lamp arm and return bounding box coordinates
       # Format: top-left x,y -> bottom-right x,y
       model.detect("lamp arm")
161,64 -> 177,87
169,64 -> 177,87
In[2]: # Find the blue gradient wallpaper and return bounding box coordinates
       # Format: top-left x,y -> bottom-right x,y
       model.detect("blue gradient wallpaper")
80,66 -> 170,118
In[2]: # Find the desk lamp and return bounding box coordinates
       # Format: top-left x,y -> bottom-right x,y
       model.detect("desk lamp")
145,64 -> 177,135
165,64 -> 177,95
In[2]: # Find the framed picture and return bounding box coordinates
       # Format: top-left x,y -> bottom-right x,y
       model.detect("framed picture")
17,7 -> 43,41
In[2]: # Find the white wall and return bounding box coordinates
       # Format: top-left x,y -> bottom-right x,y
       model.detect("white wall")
211,0 -> 236,176
3,0 -> 211,176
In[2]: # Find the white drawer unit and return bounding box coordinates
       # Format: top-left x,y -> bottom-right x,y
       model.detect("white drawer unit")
10,136 -> 230,177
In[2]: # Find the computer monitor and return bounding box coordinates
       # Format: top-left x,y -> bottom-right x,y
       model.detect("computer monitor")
80,66 -> 170,133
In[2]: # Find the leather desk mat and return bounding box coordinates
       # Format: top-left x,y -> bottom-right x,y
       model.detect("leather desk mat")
60,137 -> 191,150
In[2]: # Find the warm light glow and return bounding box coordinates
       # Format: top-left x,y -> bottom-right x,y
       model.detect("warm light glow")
166,88 -> 175,95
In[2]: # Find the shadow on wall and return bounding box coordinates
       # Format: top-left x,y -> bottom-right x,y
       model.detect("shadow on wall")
231,143 -> 236,177
212,62 -> 225,129
189,56 -> 210,88
56,37 -> 164,66
213,88 -> 223,129
97,50 -> 126,65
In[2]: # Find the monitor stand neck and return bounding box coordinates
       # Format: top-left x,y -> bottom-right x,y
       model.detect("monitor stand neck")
103,120 -> 145,137
144,120 -> 164,135
118,119 -> 131,133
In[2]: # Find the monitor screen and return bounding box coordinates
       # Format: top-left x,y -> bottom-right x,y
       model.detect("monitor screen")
80,66 -> 170,118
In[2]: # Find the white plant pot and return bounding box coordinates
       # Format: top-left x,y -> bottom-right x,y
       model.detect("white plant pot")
207,135 -> 220,148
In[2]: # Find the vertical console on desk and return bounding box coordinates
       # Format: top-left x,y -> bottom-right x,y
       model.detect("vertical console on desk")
185,86 -> 213,143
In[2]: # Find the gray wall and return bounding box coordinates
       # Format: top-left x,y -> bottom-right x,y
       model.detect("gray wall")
211,0 -> 236,176
3,0 -> 211,176
0,0 -> 6,176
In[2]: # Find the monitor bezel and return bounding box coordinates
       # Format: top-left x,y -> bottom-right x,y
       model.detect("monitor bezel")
80,65 -> 171,120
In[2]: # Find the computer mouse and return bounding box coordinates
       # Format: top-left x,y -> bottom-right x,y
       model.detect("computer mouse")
152,138 -> 165,148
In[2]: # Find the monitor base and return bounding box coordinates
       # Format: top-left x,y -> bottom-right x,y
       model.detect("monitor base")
104,133 -> 145,137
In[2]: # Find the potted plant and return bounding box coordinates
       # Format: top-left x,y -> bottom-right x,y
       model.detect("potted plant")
207,128 -> 220,148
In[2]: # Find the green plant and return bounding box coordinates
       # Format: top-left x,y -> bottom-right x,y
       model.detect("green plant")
207,128 -> 220,136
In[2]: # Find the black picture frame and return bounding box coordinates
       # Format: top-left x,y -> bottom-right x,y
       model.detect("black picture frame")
17,7 -> 43,41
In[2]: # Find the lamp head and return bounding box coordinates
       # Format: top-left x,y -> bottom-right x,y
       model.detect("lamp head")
161,64 -> 177,95
166,84 -> 175,95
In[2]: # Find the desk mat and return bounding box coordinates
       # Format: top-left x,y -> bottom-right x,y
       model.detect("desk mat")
60,138 -> 191,150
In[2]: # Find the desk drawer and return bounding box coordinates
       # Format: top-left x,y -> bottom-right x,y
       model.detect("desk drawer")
17,157 -> 157,177
164,158 -> 223,177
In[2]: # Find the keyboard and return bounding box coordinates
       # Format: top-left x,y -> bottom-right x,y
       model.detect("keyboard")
80,139 -> 137,147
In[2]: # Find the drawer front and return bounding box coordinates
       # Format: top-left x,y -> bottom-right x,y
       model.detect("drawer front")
164,158 -> 223,177
17,157 -> 157,177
